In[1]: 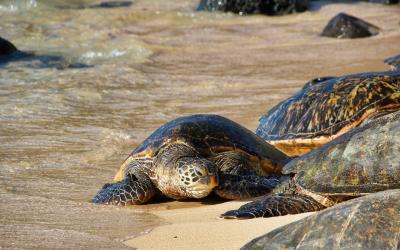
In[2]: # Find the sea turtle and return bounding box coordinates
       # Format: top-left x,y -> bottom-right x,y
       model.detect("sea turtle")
222,110 -> 400,219
242,189 -> 400,249
321,13 -> 379,39
256,70 -> 400,156
92,114 -> 290,205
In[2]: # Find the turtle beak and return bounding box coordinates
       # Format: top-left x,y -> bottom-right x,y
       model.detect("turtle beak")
198,175 -> 219,189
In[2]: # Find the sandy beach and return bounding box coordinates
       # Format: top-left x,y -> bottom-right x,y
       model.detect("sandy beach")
1,1 -> 399,248
125,200 -> 314,249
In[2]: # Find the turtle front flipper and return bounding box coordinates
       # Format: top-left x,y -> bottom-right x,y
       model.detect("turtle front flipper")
214,174 -> 286,200
221,194 -> 325,219
211,151 -> 287,199
92,172 -> 156,205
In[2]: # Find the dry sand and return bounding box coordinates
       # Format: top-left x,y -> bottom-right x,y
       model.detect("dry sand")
125,200 -> 314,249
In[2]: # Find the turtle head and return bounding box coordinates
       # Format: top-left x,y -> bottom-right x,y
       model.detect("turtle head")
175,157 -> 218,198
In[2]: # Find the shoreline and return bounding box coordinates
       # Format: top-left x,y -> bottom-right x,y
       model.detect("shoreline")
124,200 -> 314,249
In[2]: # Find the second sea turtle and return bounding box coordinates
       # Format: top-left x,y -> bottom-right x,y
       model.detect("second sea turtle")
222,110 -> 400,219
256,70 -> 400,156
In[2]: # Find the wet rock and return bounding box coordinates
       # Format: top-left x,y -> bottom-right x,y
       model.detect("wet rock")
89,1 -> 133,8
0,36 -> 18,56
197,0 -> 309,16
321,13 -> 380,39
368,0 -> 399,4
0,50 -> 92,70
384,54 -> 400,71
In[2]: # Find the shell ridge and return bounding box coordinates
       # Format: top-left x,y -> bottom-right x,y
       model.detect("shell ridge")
262,88 -> 399,139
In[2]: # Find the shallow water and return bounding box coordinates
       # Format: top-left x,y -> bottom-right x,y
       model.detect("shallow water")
0,0 -> 399,248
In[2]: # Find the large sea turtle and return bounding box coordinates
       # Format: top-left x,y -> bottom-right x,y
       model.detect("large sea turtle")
256,70 -> 400,156
93,114 -> 290,205
222,110 -> 400,219
242,189 -> 400,249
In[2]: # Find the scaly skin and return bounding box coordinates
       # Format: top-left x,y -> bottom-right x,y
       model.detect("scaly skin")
92,158 -> 156,205
223,193 -> 325,219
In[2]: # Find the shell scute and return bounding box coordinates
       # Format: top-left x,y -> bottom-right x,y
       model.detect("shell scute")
128,114 -> 289,173
257,71 -> 400,156
284,110 -> 400,195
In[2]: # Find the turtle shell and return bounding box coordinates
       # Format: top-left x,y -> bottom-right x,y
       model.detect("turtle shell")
130,114 -> 289,171
283,110 -> 400,196
256,71 -> 400,156
242,189 -> 400,250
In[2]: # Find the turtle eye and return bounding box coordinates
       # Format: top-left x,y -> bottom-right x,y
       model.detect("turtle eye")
194,168 -> 207,177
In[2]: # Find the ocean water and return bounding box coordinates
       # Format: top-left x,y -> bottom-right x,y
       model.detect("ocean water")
0,0 -> 399,248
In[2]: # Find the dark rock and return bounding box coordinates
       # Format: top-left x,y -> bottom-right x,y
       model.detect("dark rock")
89,1 -> 132,8
321,13 -> 380,39
197,0 -> 227,12
368,0 -> 399,4
0,36 -> 18,56
197,0 -> 309,16
0,37 -> 91,69
0,50 -> 93,70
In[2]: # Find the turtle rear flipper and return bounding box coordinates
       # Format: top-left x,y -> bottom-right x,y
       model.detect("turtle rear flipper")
221,194 -> 325,219
214,174 -> 285,200
92,172 -> 156,205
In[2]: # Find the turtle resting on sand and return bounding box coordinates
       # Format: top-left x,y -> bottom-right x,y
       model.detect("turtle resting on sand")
256,70 -> 400,156
93,114 -> 290,205
222,110 -> 400,219
242,189 -> 400,249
